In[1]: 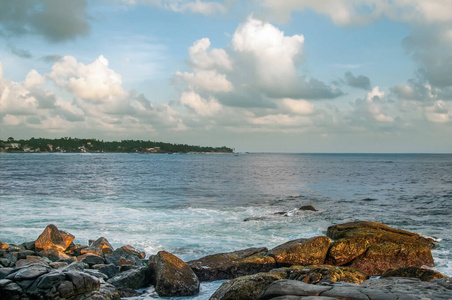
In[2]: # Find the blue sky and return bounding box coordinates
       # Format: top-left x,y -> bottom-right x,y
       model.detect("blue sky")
0,0 -> 451,152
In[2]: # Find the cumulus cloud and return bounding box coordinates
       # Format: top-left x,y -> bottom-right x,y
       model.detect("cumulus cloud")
343,71 -> 371,90
0,56 -> 185,137
0,0 -> 90,42
188,38 -> 232,71
258,0 -> 452,25
180,91 -> 222,116
175,70 -> 233,92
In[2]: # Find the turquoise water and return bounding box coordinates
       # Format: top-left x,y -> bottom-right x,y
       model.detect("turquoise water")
1,153 -> 451,298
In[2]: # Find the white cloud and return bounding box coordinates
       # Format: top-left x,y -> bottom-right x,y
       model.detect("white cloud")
425,100 -> 450,123
189,38 -> 232,71
175,70 -> 233,92
180,91 -> 222,116
232,16 -> 304,90
279,98 -> 314,115
258,0 -> 452,25
129,0 -> 226,15
24,70 -> 45,88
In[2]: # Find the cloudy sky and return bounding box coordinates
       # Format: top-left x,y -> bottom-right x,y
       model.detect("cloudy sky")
0,0 -> 451,152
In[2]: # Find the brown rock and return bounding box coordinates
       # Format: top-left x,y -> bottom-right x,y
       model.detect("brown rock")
189,247 -> 276,281
381,267 -> 448,281
35,224 -> 68,252
0,241 -> 10,250
81,237 -> 114,257
149,251 -> 200,297
59,230 -> 75,249
299,205 -> 317,211
326,221 -> 435,276
269,236 -> 332,267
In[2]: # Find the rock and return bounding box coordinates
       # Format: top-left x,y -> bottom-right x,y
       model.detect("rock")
65,244 -> 88,256
105,245 -> 145,267
21,241 -> 36,251
118,287 -> 143,297
59,230 -> 75,249
299,205 -> 317,211
107,266 -> 149,290
76,282 -> 121,300
7,263 -> 51,281
381,267 -> 448,281
273,212 -> 287,215
96,264 -> 119,278
59,270 -> 100,298
0,280 -> 24,299
257,277 -> 452,300
210,269 -> 288,300
0,241 -> 10,250
35,224 -> 68,252
0,267 -> 14,280
77,253 -> 106,267
50,262 -> 69,269
81,237 -> 114,257
269,237 -> 332,267
149,251 -> 200,297
259,280 -> 332,300
189,247 -> 276,281
16,257 -> 45,268
244,217 -> 266,222
326,221 -> 435,275
39,248 -> 73,262
210,265 -> 368,300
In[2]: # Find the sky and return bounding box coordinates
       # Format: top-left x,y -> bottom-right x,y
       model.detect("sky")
0,0 -> 451,153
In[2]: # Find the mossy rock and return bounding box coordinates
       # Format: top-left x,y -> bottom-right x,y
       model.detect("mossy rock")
326,221 -> 435,276
381,267 -> 448,282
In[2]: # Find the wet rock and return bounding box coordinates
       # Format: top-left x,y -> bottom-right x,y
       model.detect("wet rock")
149,251 -> 200,297
189,247 -> 276,281
96,264 -> 119,278
77,282 -> 121,300
81,237 -> 114,257
259,280 -> 332,300
273,212 -> 287,215
39,248 -> 74,262
118,287 -> 143,297
326,221 -> 435,275
107,266 -> 149,290
65,244 -> 88,256
210,265 -> 368,300
210,269 -> 288,300
60,270 -> 100,298
0,267 -> 14,280
78,253 -> 106,267
16,257 -> 46,268
35,224 -> 68,252
244,217 -> 267,222
105,245 -> 145,267
0,280 -> 24,299
7,263 -> 51,281
381,267 -> 448,281
269,237 -> 332,267
299,205 -> 317,211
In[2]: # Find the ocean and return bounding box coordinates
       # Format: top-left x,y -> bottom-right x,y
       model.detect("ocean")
1,153 -> 451,299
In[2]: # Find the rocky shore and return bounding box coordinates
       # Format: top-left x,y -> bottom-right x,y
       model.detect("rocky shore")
0,221 -> 450,299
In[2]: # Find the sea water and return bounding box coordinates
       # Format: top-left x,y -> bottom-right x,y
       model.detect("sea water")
1,153 -> 451,299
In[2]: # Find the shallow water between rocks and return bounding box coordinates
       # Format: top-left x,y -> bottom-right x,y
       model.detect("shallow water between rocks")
1,153 -> 451,299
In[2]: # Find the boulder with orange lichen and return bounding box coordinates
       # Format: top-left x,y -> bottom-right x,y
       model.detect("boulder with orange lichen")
81,237 -> 114,257
188,247 -> 277,281
149,251 -> 200,297
34,224 -> 69,252
326,221 -> 436,276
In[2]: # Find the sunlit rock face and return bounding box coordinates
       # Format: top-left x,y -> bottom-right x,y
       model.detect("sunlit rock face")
326,221 -> 435,276
35,224 -> 72,252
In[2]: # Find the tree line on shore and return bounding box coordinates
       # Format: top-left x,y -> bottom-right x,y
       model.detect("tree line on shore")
0,137 -> 234,154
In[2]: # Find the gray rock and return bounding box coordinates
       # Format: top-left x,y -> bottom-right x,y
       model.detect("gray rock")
9,264 -> 51,280
105,245 -> 145,267
73,282 -> 120,300
107,266 -> 149,290
97,264 -> 119,278
320,284 -> 369,300
260,280 -> 332,300
78,253 -> 105,267
60,270 -> 100,298
0,281 -> 24,299
0,267 -> 14,279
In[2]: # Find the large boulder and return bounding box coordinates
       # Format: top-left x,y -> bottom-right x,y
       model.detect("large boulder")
35,224 -> 70,252
149,251 -> 200,297
107,266 -> 150,290
269,237 -> 332,267
189,247 -> 277,281
210,265 -> 368,300
381,267 -> 448,282
81,237 -> 114,257
326,221 -> 435,275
